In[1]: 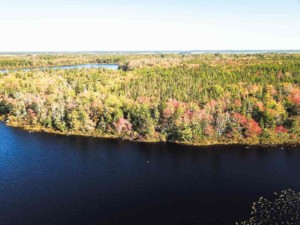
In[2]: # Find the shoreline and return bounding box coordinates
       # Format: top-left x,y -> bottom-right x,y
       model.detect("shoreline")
0,63 -> 119,72
1,119 -> 299,148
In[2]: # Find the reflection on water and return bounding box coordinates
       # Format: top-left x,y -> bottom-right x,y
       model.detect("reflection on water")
0,122 -> 299,225
0,63 -> 119,73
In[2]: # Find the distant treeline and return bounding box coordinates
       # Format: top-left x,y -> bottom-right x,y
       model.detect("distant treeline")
0,54 -> 299,145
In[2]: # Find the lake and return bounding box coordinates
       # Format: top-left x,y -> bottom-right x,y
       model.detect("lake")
0,122 -> 299,225
0,64 -> 119,73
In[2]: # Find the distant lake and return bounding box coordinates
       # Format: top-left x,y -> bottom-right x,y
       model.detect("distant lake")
0,64 -> 119,73
0,122 -> 299,225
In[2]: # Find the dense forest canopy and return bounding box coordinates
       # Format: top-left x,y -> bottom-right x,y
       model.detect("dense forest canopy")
0,53 -> 299,145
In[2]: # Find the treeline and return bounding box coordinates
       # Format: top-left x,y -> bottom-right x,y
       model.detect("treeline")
0,54 -> 299,145
0,53 -> 189,70
0,54 -> 124,70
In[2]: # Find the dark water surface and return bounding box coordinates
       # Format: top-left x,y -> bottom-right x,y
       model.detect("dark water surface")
0,122 -> 299,225
0,64 -> 118,73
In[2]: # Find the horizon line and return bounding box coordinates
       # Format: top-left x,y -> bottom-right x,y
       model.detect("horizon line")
1,49 -> 300,55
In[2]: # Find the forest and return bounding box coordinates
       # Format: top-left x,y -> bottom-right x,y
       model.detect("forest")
0,53 -> 299,145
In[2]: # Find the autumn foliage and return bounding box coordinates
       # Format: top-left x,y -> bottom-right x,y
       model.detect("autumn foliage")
233,113 -> 262,138
275,125 -> 288,133
0,53 -> 299,145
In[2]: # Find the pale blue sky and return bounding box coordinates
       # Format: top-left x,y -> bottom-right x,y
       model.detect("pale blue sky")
0,0 -> 300,51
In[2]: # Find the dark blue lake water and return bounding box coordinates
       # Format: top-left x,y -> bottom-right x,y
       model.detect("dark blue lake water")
0,64 -> 118,73
0,122 -> 299,225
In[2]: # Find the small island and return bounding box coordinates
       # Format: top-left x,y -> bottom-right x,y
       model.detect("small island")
0,53 -> 299,146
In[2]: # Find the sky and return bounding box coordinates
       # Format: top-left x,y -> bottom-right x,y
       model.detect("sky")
0,0 -> 300,51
